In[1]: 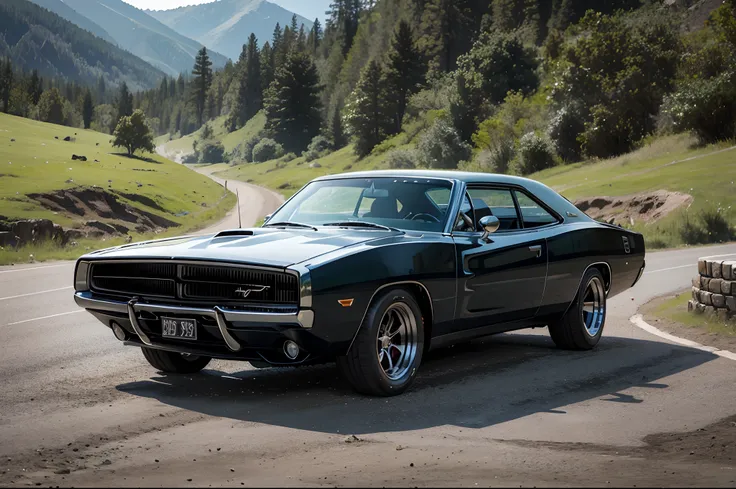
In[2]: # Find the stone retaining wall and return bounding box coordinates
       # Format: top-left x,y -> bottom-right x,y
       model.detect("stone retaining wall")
689,259 -> 736,322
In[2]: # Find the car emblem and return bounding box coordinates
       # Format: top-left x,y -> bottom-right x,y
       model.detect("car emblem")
622,236 -> 631,254
234,285 -> 270,298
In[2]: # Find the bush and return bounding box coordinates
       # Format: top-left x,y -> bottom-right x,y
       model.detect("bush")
515,133 -> 557,175
232,135 -> 261,163
416,119 -> 471,169
252,138 -> 284,162
281,152 -> 298,162
197,140 -> 226,163
678,208 -> 735,245
304,135 -> 332,162
660,71 -> 736,144
385,149 -> 418,169
548,105 -> 585,163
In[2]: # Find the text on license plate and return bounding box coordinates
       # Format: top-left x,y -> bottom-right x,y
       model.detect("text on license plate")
161,317 -> 197,340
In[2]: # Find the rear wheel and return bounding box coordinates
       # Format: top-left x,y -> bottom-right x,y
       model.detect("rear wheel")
141,348 -> 211,374
338,288 -> 424,396
548,268 -> 607,350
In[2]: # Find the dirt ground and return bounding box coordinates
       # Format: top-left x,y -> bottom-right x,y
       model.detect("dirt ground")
574,190 -> 693,226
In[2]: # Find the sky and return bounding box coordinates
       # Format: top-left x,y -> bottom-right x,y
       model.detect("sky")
122,0 -> 330,22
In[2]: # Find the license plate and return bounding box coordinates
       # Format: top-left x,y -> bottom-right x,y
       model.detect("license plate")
161,317 -> 197,340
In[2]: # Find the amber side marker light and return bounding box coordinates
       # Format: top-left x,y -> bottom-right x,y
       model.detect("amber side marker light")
338,299 -> 355,307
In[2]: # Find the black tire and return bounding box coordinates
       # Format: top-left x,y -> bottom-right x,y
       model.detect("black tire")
141,347 -> 211,374
337,288 -> 424,396
549,268 -> 607,350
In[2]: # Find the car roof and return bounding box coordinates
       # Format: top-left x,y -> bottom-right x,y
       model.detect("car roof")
312,170 -> 590,222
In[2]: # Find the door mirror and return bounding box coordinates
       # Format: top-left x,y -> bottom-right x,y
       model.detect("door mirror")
480,215 -> 500,240
263,214 -> 272,224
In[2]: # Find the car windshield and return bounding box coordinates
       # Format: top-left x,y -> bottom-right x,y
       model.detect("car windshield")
266,177 -> 454,232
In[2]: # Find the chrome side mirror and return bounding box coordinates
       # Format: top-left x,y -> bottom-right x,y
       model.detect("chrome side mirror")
480,215 -> 500,241
264,214 -> 272,222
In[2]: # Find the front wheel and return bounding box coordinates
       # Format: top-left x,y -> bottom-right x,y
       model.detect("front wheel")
548,268 -> 607,350
338,288 -> 424,396
141,347 -> 212,374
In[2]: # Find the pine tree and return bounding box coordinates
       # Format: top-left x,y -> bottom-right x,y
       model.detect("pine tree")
115,81 -> 133,130
264,52 -> 323,153
344,60 -> 393,157
230,34 -> 263,129
417,0 -> 483,73
308,18 -> 323,54
297,24 -> 307,52
385,21 -> 426,134
327,0 -> 363,56
272,23 -> 285,70
28,70 -> 43,105
329,98 -> 348,149
261,42 -> 275,92
82,89 -> 93,129
0,58 -> 13,113
191,47 -> 213,126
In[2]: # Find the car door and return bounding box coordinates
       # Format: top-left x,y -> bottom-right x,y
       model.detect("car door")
450,186 -> 549,333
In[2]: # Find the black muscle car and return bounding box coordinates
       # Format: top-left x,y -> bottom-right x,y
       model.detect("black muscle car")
73,170 -> 646,396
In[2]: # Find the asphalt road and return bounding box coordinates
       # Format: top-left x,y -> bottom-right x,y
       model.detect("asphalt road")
1,239 -> 735,486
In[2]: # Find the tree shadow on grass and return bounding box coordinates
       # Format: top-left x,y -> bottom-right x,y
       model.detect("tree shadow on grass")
116,332 -> 718,435
111,152 -> 162,164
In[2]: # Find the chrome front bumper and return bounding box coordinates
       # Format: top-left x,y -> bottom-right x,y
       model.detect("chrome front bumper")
74,291 -> 314,353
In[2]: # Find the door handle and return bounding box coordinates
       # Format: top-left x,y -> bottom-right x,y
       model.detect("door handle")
528,245 -> 542,258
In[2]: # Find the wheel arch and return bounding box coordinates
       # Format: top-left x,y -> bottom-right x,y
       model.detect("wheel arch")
561,261 -> 611,317
345,280 -> 434,355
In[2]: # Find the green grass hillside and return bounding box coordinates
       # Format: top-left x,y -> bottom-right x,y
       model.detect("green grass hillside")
0,113 -> 236,264
210,133 -> 735,248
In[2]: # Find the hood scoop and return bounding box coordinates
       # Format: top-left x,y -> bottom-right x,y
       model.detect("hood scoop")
213,229 -> 255,238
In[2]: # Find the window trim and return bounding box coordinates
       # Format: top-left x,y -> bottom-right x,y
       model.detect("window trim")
452,183 -> 562,236
512,187 -> 563,230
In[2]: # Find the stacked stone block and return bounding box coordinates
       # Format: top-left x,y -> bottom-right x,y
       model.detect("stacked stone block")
689,259 -> 736,323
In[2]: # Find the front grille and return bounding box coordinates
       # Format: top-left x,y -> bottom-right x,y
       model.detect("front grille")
89,261 -> 299,305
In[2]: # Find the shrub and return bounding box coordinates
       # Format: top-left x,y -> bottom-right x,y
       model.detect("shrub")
700,208 -> 735,243
548,105 -> 585,163
660,71 -> 736,144
304,135 -> 332,162
416,119 -> 471,169
678,208 -> 735,245
515,133 -> 557,175
281,152 -> 298,162
197,140 -> 226,163
252,138 -> 284,162
385,149 -> 418,169
233,135 -> 261,163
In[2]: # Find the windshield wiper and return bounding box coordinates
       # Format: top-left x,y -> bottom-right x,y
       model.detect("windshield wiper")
323,221 -> 401,232
263,221 -> 318,231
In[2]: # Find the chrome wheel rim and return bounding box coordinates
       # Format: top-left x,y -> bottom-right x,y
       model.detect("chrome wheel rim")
376,303 -> 418,381
581,276 -> 605,337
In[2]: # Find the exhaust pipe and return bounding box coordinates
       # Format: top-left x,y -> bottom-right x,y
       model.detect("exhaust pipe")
111,322 -> 128,341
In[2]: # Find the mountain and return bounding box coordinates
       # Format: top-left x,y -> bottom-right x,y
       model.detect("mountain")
0,0 -> 164,91
26,0 -> 116,45
148,0 -> 313,60
271,0 -> 331,23
54,0 -> 230,76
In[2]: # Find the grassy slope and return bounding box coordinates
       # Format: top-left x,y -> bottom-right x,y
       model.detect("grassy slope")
0,113 -> 236,263
213,133 -> 735,246
157,112 -> 267,157
533,134 -> 736,246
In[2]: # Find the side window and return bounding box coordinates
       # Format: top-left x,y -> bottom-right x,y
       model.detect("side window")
467,188 -> 520,232
515,191 -> 559,228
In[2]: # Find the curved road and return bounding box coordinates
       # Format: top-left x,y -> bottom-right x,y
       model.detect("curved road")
1,237 -> 735,485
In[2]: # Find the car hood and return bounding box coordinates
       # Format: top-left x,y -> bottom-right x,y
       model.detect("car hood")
82,228 -> 397,268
